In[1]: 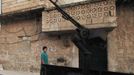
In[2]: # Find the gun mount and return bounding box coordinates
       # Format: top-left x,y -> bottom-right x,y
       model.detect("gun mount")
49,0 -> 91,55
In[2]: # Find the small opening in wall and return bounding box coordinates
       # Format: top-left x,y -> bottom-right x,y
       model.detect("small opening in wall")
57,57 -> 66,63
63,39 -> 70,47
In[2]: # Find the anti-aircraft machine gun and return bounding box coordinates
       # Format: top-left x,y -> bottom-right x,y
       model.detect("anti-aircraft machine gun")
48,0 -> 92,74
40,0 -> 133,75
49,0 -> 91,55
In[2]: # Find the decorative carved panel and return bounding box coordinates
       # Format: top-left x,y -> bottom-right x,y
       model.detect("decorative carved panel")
42,0 -> 116,32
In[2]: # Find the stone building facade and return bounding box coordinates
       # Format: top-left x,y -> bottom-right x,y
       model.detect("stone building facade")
0,0 -> 134,74
0,11 -> 79,72
108,0 -> 134,73
0,0 -> 80,72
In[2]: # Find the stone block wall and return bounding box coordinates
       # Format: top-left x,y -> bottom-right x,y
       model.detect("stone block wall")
2,0 -> 45,14
45,0 -> 104,8
2,0 -> 89,14
45,0 -> 86,8
0,16 -> 79,72
108,5 -> 134,73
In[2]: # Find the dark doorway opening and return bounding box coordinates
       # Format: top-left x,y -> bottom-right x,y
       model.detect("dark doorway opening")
79,29 -> 108,71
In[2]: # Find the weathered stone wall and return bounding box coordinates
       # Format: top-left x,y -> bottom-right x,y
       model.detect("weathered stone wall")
45,0 -> 86,8
108,5 -> 134,73
2,0 -> 100,14
2,0 -> 45,14
0,16 -> 79,72
45,0 -> 104,8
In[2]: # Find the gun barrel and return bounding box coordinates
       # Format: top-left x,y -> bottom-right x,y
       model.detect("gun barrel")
49,0 -> 85,30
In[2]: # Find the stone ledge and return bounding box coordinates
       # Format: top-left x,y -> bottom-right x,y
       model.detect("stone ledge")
45,0 -> 105,11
